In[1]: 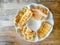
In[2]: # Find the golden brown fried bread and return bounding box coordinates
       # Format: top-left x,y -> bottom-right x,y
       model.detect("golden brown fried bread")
14,7 -> 33,28
38,22 -> 52,38
18,7 -> 33,28
30,6 -> 49,20
14,11 -> 24,25
20,26 -> 36,40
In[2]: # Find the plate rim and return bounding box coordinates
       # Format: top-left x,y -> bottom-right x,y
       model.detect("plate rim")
14,3 -> 54,42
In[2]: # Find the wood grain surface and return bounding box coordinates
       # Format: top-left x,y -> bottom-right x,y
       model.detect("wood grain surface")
0,1 -> 60,45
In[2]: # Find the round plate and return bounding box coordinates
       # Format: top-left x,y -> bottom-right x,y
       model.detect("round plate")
14,3 -> 54,42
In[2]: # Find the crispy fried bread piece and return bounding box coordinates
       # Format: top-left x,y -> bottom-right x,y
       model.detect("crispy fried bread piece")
18,7 -> 33,28
20,26 -> 36,40
30,5 -> 49,20
38,22 -> 52,38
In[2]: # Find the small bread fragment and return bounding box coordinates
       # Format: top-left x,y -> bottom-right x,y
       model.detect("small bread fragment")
14,11 -> 24,25
38,22 -> 52,38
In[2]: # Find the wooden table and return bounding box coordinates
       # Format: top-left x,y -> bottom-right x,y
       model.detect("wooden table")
0,1 -> 60,45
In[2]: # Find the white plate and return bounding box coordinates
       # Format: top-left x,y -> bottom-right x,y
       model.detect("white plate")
14,3 -> 54,42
